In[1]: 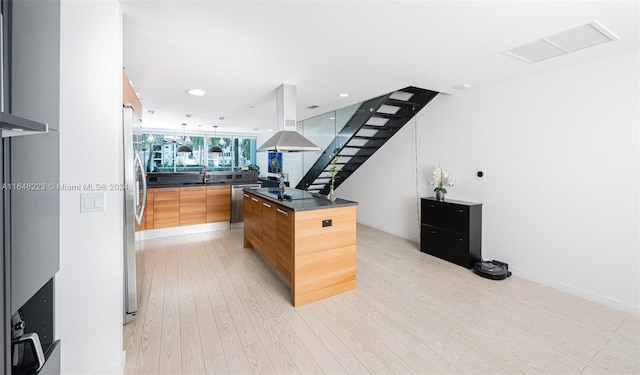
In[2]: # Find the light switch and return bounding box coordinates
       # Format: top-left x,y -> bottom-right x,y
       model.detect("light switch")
94,196 -> 104,209
83,197 -> 94,210
81,193 -> 106,213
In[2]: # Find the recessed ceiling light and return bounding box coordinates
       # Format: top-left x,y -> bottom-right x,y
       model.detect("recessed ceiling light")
453,83 -> 471,90
187,88 -> 206,96
338,93 -> 349,98
267,129 -> 274,132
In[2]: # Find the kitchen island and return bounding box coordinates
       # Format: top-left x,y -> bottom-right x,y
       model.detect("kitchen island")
243,187 -> 358,306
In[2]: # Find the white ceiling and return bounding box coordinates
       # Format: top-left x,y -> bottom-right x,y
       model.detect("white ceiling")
121,0 -> 639,135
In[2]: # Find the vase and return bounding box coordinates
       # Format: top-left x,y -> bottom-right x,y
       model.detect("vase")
278,176 -> 286,194
435,190 -> 445,201
327,185 -> 336,202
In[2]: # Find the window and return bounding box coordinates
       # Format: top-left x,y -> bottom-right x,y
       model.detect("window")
141,131 -> 256,173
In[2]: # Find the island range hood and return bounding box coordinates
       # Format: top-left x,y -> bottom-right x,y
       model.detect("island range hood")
257,84 -> 320,152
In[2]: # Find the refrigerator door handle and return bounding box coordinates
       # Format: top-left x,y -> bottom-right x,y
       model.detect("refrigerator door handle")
134,152 -> 147,225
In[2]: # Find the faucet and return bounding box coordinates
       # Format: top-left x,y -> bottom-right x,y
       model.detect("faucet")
202,165 -> 208,183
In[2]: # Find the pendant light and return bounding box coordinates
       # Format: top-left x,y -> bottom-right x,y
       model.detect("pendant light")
177,122 -> 193,153
146,110 -> 155,142
208,125 -> 223,153
217,117 -> 226,146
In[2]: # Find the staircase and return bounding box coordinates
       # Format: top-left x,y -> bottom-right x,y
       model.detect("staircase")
296,86 -> 439,194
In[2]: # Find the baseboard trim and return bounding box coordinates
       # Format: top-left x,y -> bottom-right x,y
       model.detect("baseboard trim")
510,267 -> 639,316
136,221 -> 230,240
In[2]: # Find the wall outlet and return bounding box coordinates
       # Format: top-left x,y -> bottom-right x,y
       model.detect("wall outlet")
476,169 -> 486,179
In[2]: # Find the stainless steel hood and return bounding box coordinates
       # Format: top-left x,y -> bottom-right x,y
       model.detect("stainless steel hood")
257,84 -> 320,152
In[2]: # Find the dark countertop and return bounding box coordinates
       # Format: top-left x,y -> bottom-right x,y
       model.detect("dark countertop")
147,171 -> 259,188
147,181 -> 238,188
244,187 -> 358,212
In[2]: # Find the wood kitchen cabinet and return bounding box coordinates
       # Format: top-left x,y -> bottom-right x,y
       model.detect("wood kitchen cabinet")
261,200 -> 278,268
206,185 -> 230,223
144,188 -> 154,229
243,192 -> 261,252
275,205 -> 293,284
243,192 -> 252,239
180,187 -> 206,226
249,194 -> 263,253
243,189 -> 357,306
144,185 -> 230,230
420,197 -> 482,268
153,188 -> 180,228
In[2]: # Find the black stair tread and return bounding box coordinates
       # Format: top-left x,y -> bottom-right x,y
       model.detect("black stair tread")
372,113 -> 406,119
343,145 -> 378,149
361,125 -> 400,131
352,135 -> 387,140
336,153 -> 372,156
384,98 -> 420,107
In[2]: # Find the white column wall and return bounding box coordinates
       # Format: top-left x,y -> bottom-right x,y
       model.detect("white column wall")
57,1 -> 124,373
338,50 -> 640,314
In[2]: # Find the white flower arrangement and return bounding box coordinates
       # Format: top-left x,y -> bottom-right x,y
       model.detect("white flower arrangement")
430,163 -> 454,194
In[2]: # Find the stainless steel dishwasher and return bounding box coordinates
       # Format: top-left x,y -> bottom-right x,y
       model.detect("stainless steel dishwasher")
231,184 -> 261,223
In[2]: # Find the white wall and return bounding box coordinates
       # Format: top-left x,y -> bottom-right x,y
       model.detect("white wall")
58,1 -> 124,373
338,50 -> 639,314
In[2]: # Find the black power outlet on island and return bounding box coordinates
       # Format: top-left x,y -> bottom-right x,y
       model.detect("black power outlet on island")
322,219 -> 332,227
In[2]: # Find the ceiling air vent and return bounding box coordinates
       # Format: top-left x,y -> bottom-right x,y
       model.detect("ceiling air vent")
505,20 -> 619,63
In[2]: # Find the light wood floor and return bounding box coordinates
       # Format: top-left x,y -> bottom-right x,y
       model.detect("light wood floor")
124,224 -> 639,374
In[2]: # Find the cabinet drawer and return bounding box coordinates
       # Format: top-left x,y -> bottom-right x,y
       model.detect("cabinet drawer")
421,200 -> 469,232
154,188 -> 180,201
420,224 -> 470,267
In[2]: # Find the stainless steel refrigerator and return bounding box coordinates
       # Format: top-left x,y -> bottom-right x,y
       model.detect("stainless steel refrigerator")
123,105 -> 146,324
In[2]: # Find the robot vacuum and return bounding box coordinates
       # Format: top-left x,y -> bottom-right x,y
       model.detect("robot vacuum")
473,260 -> 512,280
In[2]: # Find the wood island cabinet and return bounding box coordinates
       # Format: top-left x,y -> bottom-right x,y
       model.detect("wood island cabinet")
261,201 -> 278,268
206,185 -> 231,223
420,197 -> 482,269
248,194 -> 263,252
153,188 -> 180,228
180,187 -> 207,226
243,189 -> 357,306
275,206 -> 293,284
